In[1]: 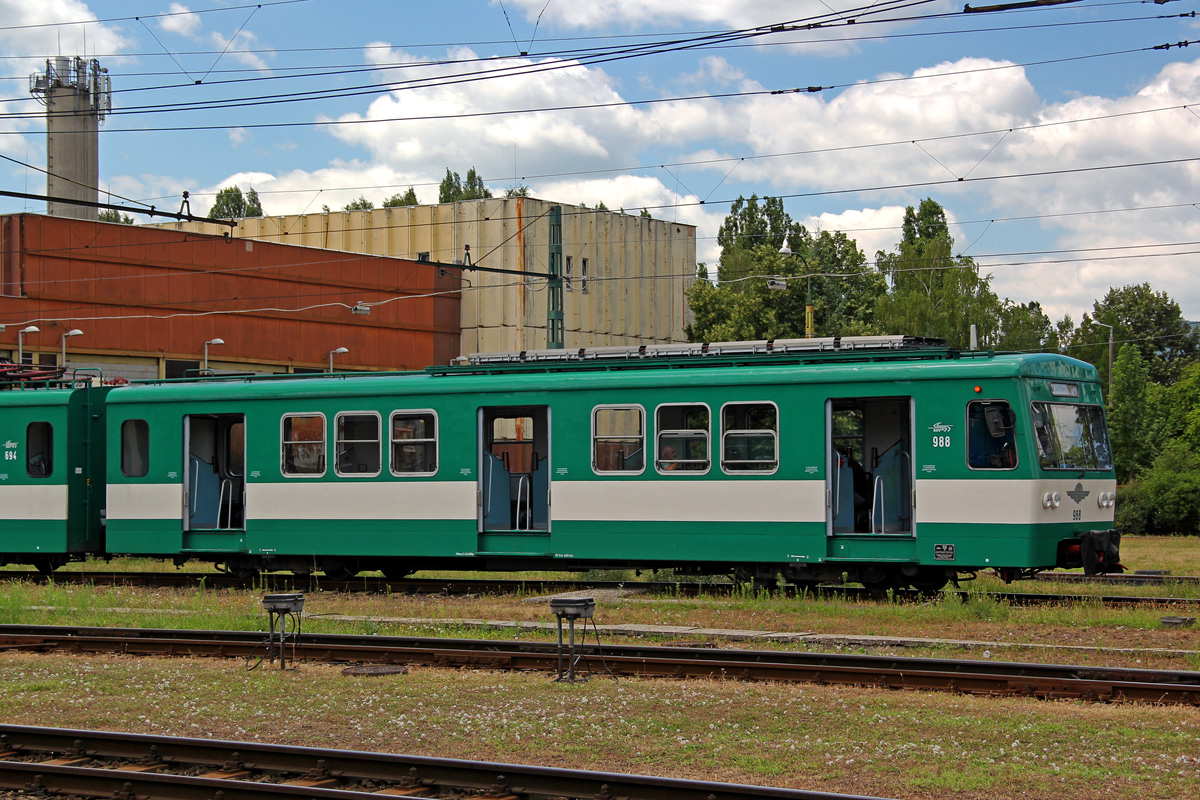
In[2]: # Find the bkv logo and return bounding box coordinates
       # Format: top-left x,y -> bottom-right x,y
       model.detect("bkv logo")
928,422 -> 952,433
3,440 -> 17,450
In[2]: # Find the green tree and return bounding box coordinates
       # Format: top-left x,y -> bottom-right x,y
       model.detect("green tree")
1108,343 -> 1151,481
874,199 -> 1002,348
504,185 -> 530,198
383,188 -> 419,207
98,209 -> 133,224
996,300 -> 1054,351
640,208 -> 651,218
1073,284 -> 1199,386
209,186 -> 263,219
715,195 -> 806,284
343,195 -> 374,211
438,167 -> 493,203
687,231 -> 885,342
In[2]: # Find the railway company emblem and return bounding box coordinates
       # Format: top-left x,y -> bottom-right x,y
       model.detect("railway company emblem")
928,422 -> 952,433
1067,483 -> 1090,504
3,440 -> 16,449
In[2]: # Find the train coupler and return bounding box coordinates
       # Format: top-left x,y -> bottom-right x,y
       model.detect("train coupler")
1078,529 -> 1123,575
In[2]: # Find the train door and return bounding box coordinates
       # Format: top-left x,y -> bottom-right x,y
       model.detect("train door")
478,406 -> 551,549
826,397 -> 914,536
182,414 -> 246,531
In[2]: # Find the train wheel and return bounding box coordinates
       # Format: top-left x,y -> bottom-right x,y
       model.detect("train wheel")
380,563 -> 415,580
32,557 -> 65,575
860,567 -> 899,595
223,560 -> 259,579
910,570 -> 948,597
322,560 -> 360,580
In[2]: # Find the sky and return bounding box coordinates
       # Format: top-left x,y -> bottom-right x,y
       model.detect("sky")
1,0 -> 1199,326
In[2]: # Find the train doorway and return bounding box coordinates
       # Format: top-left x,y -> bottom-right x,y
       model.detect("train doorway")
826,397 -> 913,536
182,414 -> 246,532
478,406 -> 551,548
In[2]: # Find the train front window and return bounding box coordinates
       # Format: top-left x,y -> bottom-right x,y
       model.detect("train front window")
721,402 -> 778,472
656,403 -> 709,473
593,406 -> 644,473
967,401 -> 1017,470
26,422 -> 52,478
1030,402 -> 1112,471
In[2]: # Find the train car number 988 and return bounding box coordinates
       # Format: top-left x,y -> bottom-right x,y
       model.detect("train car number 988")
932,436 -> 952,448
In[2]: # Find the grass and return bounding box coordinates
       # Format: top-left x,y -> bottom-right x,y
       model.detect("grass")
0,536 -> 1197,798
0,653 -> 1195,800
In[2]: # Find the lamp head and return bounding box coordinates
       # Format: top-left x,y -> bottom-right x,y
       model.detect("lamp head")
331,347 -> 349,355
205,338 -> 224,346
65,329 -> 83,337
20,325 -> 39,335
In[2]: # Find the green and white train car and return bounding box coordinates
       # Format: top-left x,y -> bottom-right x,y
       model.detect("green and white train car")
96,336 -> 1119,589
0,384 -> 109,570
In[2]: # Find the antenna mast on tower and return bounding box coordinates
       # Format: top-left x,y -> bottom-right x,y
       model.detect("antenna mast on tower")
30,57 -> 111,220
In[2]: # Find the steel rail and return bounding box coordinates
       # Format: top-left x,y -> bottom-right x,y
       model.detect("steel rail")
0,724 -> 892,800
4,570 -> 1198,607
2,625 -> 1198,705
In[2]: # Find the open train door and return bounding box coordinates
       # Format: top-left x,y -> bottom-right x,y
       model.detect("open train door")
182,414 -> 246,533
826,397 -> 914,537
477,405 -> 551,556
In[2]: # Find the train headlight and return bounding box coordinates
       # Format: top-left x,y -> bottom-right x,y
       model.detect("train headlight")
1052,492 -> 1061,509
1042,492 -> 1054,509
1097,491 -> 1115,509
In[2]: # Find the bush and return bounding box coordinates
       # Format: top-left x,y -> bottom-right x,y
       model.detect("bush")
1119,443 -> 1200,536
1115,480 -> 1151,536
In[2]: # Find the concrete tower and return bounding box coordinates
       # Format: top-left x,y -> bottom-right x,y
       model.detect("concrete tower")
29,57 -> 111,220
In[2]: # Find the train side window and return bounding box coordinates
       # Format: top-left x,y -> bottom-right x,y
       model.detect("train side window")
593,406 -> 645,473
335,412 -> 381,477
26,422 -> 53,478
391,411 -> 437,475
967,401 -> 1017,470
656,403 -> 709,473
121,419 -> 149,478
281,414 -> 326,477
721,402 -> 778,473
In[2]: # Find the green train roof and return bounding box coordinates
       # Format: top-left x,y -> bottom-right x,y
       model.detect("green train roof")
103,337 -> 1102,404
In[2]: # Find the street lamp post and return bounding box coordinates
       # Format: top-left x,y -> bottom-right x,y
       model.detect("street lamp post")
329,347 -> 349,373
1093,320 -> 1114,393
778,246 -> 814,338
60,329 -> 83,368
203,338 -> 224,373
17,325 -> 39,365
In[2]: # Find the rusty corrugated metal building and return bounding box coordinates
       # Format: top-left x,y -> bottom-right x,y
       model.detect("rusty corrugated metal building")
0,214 -> 461,380
154,197 -> 697,355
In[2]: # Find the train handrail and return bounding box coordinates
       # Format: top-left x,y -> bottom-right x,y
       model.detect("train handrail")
871,474 -> 885,534
218,479 -> 231,529
516,474 -> 530,530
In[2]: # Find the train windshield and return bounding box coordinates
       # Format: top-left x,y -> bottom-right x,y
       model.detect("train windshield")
1030,402 -> 1112,471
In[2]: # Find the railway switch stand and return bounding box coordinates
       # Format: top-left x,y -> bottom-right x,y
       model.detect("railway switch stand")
262,593 -> 305,670
551,597 -> 594,684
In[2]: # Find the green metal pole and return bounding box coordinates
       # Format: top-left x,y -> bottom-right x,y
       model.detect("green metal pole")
547,205 -> 564,349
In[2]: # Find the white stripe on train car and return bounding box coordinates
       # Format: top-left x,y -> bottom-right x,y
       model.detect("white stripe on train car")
553,480 -> 825,523
916,479 -> 1117,525
0,484 -> 68,520
248,481 -> 475,521
107,483 -> 183,520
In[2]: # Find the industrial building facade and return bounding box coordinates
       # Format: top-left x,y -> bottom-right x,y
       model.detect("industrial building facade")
156,197 -> 697,355
0,214 -> 461,380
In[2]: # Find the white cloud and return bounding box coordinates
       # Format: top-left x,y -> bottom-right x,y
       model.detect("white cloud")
229,128 -> 248,146
209,29 -> 271,72
160,3 -> 201,38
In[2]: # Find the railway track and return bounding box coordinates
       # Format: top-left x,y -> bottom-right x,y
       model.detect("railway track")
4,570 -> 1198,608
2,624 -> 1198,706
0,724 -> 893,800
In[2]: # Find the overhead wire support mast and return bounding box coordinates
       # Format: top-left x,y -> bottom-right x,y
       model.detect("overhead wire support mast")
414,205 -> 564,350
0,189 -> 237,228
